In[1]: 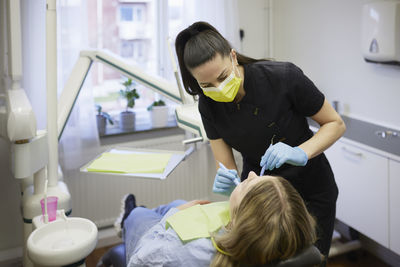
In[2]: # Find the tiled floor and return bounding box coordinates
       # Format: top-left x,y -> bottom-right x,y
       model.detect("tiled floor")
87,244 -> 391,267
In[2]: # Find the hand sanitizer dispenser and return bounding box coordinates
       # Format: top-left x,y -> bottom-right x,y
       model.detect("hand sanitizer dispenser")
362,1 -> 400,65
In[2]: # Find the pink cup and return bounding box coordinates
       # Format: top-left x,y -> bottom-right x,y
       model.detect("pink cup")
40,196 -> 58,222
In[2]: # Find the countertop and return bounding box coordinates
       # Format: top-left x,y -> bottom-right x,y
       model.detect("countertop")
308,115 -> 400,157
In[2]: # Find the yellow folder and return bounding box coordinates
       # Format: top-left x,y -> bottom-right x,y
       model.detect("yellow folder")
86,152 -> 172,174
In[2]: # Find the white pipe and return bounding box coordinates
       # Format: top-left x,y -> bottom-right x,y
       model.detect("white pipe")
0,0 -> 7,92
97,0 -> 103,84
0,0 -> 7,139
5,0 -> 22,90
46,0 -> 58,187
33,167 -> 47,195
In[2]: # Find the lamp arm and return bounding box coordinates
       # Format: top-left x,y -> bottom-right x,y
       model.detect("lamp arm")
57,49 -> 193,140
88,50 -> 188,103
57,56 -> 93,139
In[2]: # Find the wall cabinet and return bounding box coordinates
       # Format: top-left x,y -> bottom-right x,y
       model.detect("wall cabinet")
389,159 -> 400,254
325,139 -> 389,248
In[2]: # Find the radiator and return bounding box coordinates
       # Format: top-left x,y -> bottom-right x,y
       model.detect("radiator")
64,134 -> 218,228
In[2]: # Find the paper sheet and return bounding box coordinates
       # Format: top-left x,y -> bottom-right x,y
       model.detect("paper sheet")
86,151 -> 172,174
166,201 -> 230,242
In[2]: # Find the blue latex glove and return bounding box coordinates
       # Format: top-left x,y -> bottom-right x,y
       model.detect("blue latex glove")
260,142 -> 308,171
212,168 -> 240,196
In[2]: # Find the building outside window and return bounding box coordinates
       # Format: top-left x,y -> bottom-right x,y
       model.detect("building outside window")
120,6 -> 133,21
85,0 -> 180,135
60,0 -> 229,136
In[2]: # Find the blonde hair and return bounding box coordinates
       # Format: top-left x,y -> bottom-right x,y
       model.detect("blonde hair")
210,176 -> 317,267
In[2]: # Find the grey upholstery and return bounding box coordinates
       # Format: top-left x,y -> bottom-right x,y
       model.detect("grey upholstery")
98,244 -> 322,267
254,246 -> 323,267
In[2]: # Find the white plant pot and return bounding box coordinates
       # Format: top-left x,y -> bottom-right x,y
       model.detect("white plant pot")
96,115 -> 106,135
150,106 -> 169,128
119,111 -> 136,130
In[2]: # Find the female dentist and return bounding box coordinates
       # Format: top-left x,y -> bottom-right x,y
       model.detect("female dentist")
175,21 -> 346,264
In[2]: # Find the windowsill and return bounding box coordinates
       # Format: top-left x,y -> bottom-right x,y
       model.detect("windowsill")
100,118 -> 178,138
99,118 -> 185,146
98,109 -> 186,146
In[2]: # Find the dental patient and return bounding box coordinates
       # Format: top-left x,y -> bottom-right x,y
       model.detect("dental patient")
111,172 -> 317,267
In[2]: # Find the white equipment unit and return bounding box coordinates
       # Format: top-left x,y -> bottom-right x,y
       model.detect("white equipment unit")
1,0 -> 205,264
361,1 -> 400,64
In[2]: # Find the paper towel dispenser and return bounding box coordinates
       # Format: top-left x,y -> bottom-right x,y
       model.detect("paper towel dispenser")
362,1 -> 400,65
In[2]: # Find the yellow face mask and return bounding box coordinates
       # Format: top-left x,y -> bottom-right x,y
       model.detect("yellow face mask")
199,61 -> 242,102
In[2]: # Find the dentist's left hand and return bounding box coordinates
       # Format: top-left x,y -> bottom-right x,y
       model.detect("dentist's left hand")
212,168 -> 240,196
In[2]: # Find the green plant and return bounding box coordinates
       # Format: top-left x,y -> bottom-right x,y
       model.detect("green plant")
147,99 -> 166,111
119,78 -> 140,111
95,104 -> 114,125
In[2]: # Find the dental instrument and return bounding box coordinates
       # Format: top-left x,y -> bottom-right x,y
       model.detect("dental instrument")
260,165 -> 266,176
259,134 -> 276,176
218,162 -> 240,186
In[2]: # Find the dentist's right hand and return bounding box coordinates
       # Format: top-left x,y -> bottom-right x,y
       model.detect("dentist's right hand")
212,168 -> 240,196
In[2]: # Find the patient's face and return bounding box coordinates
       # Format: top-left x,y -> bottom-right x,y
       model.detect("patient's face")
229,171 -> 273,211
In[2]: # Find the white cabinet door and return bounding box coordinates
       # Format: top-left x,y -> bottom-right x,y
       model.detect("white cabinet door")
390,159 -> 400,254
325,140 -> 389,247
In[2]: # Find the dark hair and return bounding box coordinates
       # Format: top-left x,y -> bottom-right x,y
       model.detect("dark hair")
175,21 -> 264,96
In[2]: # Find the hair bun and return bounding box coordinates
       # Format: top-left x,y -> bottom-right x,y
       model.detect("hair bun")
188,27 -> 200,37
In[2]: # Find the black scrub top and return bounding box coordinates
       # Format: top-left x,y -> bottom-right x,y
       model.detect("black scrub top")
198,61 -> 337,198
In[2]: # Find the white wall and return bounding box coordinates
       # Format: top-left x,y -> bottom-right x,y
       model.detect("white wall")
237,0 -> 269,58
271,0 -> 400,129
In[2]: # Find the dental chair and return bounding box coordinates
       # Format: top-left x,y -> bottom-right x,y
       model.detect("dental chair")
97,243 -> 322,267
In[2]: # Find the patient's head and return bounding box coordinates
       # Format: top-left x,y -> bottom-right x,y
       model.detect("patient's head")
211,171 -> 316,267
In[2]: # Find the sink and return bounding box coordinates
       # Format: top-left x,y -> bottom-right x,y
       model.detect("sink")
27,216 -> 98,266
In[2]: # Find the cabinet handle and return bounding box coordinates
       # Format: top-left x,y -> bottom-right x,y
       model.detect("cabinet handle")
375,130 -> 399,139
341,146 -> 363,157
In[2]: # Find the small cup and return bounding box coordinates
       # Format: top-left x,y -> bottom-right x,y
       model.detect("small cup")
40,196 -> 58,222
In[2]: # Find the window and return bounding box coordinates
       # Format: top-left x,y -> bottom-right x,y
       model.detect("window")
86,0 -> 182,136
121,40 -> 134,58
120,6 -> 133,21
59,0 -> 209,136
136,7 -> 142,21
119,4 -> 145,23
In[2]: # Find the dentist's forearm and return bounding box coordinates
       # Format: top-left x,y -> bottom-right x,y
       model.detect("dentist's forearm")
299,119 -> 346,160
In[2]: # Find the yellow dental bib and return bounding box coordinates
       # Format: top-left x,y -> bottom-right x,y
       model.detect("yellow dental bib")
165,201 -> 230,242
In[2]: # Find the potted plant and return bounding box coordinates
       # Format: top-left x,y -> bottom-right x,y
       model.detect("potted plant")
147,99 -> 169,128
119,78 -> 140,130
95,104 -> 114,136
